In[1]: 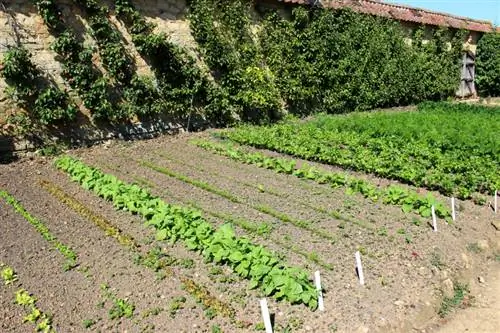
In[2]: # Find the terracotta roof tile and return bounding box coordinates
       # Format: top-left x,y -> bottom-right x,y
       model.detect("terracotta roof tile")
276,0 -> 494,32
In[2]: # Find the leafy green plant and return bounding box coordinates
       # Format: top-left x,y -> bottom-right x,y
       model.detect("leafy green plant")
15,289 -> 36,306
0,46 -> 39,101
211,324 -> 222,333
55,156 -> 319,309
34,87 -> 77,125
1,266 -> 17,285
109,298 -> 135,320
24,307 -> 42,323
438,283 -> 470,317
82,318 -> 96,329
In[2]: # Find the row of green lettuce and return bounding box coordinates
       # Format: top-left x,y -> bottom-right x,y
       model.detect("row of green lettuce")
54,156 -> 319,309
192,139 -> 452,221
223,102 -> 499,199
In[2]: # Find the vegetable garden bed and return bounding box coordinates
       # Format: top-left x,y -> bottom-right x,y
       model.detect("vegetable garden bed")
1,107 -> 499,332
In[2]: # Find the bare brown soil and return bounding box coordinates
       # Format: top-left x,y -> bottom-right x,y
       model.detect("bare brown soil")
1,132 -> 499,333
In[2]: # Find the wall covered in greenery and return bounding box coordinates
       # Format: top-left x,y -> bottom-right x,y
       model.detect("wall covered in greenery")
1,0 -> 470,132
476,32 -> 500,97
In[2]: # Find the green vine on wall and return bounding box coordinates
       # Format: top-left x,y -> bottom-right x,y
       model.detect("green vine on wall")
260,7 -> 465,114
114,0 -> 231,125
189,0 -> 283,123
32,0 -> 115,120
0,46 -> 76,125
476,32 -> 500,97
73,0 -> 134,85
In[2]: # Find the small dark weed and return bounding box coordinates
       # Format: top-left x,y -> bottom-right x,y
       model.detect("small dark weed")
169,296 -> 186,318
438,283 -> 471,317
466,243 -> 482,253
82,319 -> 96,329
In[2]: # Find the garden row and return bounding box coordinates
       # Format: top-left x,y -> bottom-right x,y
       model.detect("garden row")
1,176 -> 240,330
1,264 -> 56,332
224,102 -> 499,199
192,139 -> 452,221
55,155 -> 320,309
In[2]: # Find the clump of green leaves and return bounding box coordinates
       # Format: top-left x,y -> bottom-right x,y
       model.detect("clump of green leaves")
13,289 -> 55,332
438,283 -> 470,317
0,46 -> 39,100
82,319 -> 96,329
100,284 -> 135,320
0,45 -> 75,126
169,296 -> 187,318
34,87 -> 77,125
109,298 -> 135,320
1,266 -> 17,285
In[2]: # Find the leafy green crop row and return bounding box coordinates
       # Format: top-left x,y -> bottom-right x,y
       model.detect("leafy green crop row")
40,178 -> 235,318
224,102 -> 499,199
192,139 -> 451,221
0,191 -> 77,270
55,156 -> 318,309
139,159 -> 337,241
1,263 -> 56,332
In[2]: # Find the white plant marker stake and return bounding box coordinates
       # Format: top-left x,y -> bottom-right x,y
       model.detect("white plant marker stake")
431,205 -> 437,232
494,190 -> 498,214
314,271 -> 325,311
259,299 -> 273,333
451,197 -> 456,222
355,251 -> 365,285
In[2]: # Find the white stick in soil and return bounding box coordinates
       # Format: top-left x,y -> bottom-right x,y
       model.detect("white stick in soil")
451,197 -> 456,222
314,270 -> 325,311
259,299 -> 273,333
355,251 -> 365,285
431,205 -> 437,232
494,190 -> 498,214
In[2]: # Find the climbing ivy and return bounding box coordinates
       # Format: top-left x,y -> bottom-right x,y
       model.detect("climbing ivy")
260,7 -> 465,114
476,32 -> 500,97
32,0 -> 116,120
189,0 -> 283,123
114,0 -> 232,125
0,45 -> 76,125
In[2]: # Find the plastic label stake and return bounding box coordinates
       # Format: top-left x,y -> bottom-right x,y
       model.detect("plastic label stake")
355,251 -> 365,285
259,299 -> 273,333
494,190 -> 498,214
451,197 -> 456,222
314,270 -> 325,311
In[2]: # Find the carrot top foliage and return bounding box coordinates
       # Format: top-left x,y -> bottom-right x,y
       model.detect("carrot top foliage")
225,102 -> 500,199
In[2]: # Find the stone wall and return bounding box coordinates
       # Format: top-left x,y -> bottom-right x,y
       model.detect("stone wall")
0,0 -> 195,154
0,0 -> 194,124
